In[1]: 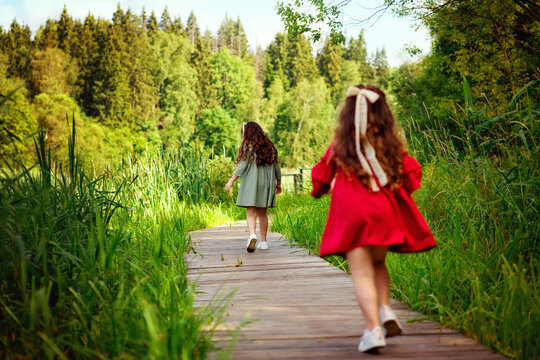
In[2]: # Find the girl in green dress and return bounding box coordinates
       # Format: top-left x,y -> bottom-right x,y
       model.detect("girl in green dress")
224,122 -> 282,252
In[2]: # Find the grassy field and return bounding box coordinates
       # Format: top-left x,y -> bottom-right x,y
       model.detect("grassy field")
0,123 -> 244,359
272,84 -> 539,359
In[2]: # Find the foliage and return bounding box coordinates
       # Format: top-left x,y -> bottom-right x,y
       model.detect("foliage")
0,61 -> 36,166
210,48 -> 258,121
260,77 -> 287,135
339,31 -> 374,94
185,11 -> 200,45
31,92 -> 152,174
372,48 -> 390,89
273,77 -> 335,167
418,0 -> 539,111
32,93 -> 80,156
92,6 -> 159,129
191,36 -> 215,112
0,3 -> 538,358
276,0 -> 345,44
217,16 -> 249,58
76,121 -> 151,174
150,31 -> 198,146
1,20 -> 33,79
264,33 -> 318,90
29,47 -> 79,96
196,106 -> 239,156
208,154 -> 240,204
317,38 -> 343,97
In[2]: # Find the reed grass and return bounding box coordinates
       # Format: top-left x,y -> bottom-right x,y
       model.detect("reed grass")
272,81 -> 539,359
0,117 -> 243,358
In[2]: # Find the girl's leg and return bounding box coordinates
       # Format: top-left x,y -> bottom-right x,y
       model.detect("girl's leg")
346,246 -> 381,330
371,246 -> 402,336
257,207 -> 268,242
246,207 -> 258,236
371,246 -> 390,307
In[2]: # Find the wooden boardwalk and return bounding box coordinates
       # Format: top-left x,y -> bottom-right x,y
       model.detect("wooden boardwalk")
188,221 -> 502,359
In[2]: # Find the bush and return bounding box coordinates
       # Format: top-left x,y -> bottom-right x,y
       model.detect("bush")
208,154 -> 239,204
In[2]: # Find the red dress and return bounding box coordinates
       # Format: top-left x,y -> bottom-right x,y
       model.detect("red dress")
311,144 -> 436,257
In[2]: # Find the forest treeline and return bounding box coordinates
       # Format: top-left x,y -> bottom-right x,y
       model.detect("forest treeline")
0,5 -> 391,170
0,1 -> 538,171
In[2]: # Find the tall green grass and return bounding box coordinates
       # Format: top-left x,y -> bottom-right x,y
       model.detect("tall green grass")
1,118 -> 243,358
272,81 -> 539,359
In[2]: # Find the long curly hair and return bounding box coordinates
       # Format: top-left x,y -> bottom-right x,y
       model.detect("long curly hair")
332,85 -> 404,193
236,121 -> 279,166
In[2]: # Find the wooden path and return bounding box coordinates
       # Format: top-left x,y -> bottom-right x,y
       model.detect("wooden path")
188,221 -> 502,359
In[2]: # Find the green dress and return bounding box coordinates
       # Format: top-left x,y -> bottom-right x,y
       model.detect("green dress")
234,155 -> 281,208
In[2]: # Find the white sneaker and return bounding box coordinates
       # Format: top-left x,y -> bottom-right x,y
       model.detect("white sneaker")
246,235 -> 257,253
257,241 -> 269,250
358,326 -> 386,352
380,304 -> 403,337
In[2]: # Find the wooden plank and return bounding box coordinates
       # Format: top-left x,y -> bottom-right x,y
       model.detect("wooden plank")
189,220 -> 503,359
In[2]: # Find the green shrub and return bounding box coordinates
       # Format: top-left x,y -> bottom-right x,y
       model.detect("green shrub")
208,154 -> 239,204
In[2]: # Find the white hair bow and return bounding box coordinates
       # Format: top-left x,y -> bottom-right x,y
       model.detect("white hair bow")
346,86 -> 388,191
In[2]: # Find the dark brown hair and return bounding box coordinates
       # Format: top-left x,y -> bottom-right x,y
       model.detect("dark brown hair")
236,121 -> 279,166
332,85 -> 404,193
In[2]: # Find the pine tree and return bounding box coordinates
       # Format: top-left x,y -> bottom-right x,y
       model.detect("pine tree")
35,19 -> 59,49
2,20 -> 33,80
93,5 -> 158,128
317,38 -> 344,96
58,5 -> 76,54
254,46 -> 265,82
159,7 -> 171,32
203,29 -> 215,52
372,48 -> 389,88
147,11 -> 158,33
186,12 -> 200,45
191,36 -> 215,111
344,31 -> 368,63
77,14 -> 100,114
217,16 -> 248,57
170,17 -> 184,35
141,8 -> 147,30
343,31 -> 373,85
286,34 -> 318,88
264,33 -> 288,91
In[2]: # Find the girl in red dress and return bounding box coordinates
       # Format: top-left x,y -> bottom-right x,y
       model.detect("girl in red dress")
311,85 -> 436,353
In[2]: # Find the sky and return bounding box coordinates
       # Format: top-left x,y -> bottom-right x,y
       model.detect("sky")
0,0 -> 432,67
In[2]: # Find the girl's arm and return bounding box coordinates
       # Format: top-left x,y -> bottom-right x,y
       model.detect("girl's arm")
224,175 -> 239,193
276,179 -> 282,194
274,162 -> 282,194
226,159 -> 249,193
402,151 -> 422,194
311,143 -> 336,199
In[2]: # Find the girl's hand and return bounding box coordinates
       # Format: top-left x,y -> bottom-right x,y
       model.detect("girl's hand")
224,175 -> 238,193
329,178 -> 336,194
276,185 -> 282,195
